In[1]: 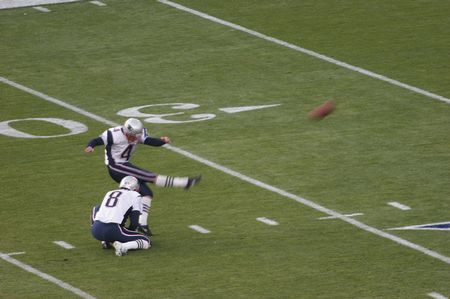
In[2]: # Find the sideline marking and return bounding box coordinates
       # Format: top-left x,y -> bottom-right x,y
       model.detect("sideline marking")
1,77 -> 450,266
157,0 -> 450,106
318,213 -> 363,220
189,225 -> 210,234
428,292 -> 448,299
256,217 -> 279,226
33,6 -> 50,12
53,241 -> 75,249
0,0 -> 78,9
388,201 -> 411,211
0,252 -> 96,299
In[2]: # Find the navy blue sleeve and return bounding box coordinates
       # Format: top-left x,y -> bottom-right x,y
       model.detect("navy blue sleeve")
128,210 -> 140,231
144,137 -> 166,147
87,137 -> 104,148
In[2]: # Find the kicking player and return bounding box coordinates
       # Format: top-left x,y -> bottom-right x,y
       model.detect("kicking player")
85,118 -> 201,236
91,176 -> 150,256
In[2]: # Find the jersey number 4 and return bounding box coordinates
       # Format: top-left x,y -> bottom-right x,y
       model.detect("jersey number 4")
120,145 -> 133,160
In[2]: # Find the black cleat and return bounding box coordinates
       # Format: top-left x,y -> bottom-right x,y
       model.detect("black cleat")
185,175 -> 202,190
138,225 -> 153,237
101,241 -> 113,249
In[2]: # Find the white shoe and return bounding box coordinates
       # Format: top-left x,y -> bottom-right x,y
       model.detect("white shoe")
113,241 -> 127,256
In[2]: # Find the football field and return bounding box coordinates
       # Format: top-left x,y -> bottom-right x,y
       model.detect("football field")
1,1 -> 449,298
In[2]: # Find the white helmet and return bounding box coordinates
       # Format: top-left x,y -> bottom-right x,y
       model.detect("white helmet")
123,118 -> 143,136
119,176 -> 139,191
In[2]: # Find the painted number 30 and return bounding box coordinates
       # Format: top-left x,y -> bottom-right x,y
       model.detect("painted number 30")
0,103 -> 209,139
0,103 -> 280,138
117,103 -> 216,124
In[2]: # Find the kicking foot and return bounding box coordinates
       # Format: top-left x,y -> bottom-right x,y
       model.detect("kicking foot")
185,175 -> 202,190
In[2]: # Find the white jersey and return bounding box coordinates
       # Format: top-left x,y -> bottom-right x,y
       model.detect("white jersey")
100,126 -> 148,165
94,189 -> 142,224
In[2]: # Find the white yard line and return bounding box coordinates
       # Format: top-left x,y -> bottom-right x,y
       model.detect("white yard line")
53,241 -> 75,249
189,225 -> 211,234
388,201 -> 411,211
256,217 -> 279,226
428,292 -> 449,299
89,1 -> 106,6
0,77 -> 117,127
5,251 -> 26,256
318,213 -> 363,220
0,252 -> 96,299
157,0 -> 450,106
33,6 -> 50,12
1,76 -> 449,266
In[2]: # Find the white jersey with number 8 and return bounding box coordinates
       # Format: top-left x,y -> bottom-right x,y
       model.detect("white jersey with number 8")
94,189 -> 142,224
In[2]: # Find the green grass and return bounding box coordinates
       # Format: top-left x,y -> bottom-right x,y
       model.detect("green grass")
0,1 -> 449,298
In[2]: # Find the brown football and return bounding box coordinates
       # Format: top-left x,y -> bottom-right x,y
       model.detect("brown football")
308,100 -> 335,120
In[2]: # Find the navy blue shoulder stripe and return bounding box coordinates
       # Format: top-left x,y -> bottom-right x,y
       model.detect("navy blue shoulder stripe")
107,130 -> 114,145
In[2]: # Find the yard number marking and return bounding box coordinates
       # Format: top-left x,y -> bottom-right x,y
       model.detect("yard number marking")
118,103 -> 281,124
0,118 -> 87,138
219,104 -> 281,114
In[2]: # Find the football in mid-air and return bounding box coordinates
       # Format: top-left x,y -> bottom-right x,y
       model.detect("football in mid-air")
308,100 -> 335,120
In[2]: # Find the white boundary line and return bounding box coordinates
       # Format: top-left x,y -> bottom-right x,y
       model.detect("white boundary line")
1,76 -> 449,266
157,0 -> 450,106
0,252 -> 96,299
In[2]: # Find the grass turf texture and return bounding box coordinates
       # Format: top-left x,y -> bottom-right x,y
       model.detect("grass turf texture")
0,1 -> 449,298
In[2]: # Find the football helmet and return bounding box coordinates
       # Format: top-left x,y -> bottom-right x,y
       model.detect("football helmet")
123,118 -> 143,136
119,176 -> 140,191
